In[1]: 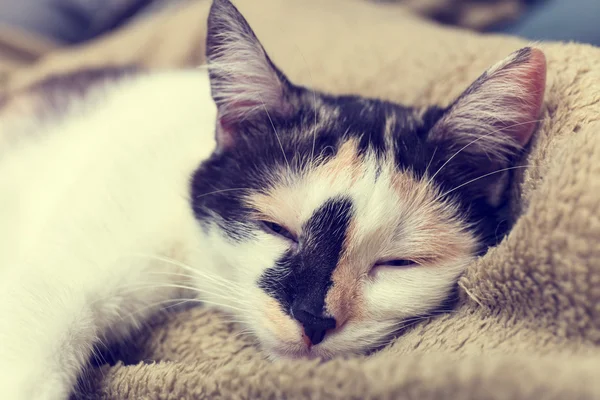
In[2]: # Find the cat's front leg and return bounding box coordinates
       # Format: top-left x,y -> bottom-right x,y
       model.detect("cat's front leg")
0,259 -> 183,400
0,284 -> 97,400
0,362 -> 75,400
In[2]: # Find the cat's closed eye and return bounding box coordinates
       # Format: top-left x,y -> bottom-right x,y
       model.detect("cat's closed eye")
374,259 -> 418,269
260,221 -> 297,242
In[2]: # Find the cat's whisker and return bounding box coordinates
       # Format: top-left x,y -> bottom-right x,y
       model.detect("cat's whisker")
142,282 -> 251,308
173,256 -> 247,289
231,328 -> 256,341
311,89 -> 318,166
147,267 -> 247,294
426,118 -> 544,185
424,309 -> 462,315
106,301 -> 155,332
115,297 -> 205,325
155,297 -> 200,312
260,99 -> 291,172
377,310 -> 465,338
398,316 -> 433,325
194,187 -> 251,200
145,292 -> 249,315
146,270 -> 250,298
232,332 -> 253,340
148,270 -> 214,284
441,165 -> 538,197
127,253 -> 249,293
231,326 -> 254,335
88,338 -> 111,376
424,145 -> 438,178
368,315 -> 439,341
190,297 -> 247,313
88,281 -> 250,313
125,277 -> 239,299
134,282 -> 247,307
447,159 -> 535,188
217,317 -> 249,325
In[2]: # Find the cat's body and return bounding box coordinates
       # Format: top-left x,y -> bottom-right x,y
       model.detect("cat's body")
0,0 -> 546,398
0,71 -> 220,399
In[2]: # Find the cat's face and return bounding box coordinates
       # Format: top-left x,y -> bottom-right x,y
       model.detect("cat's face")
192,0 -> 546,359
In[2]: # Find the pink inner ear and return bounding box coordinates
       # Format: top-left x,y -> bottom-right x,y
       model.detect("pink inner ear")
508,48 -> 547,146
215,96 -> 273,150
216,116 -> 236,150
429,47 -> 548,159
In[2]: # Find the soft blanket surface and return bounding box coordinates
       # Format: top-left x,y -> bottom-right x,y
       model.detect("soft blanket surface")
2,0 -> 600,398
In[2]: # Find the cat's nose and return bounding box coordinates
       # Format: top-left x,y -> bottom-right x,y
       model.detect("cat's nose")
292,307 -> 336,346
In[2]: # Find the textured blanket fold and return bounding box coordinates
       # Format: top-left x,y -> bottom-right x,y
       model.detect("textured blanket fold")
1,0 -> 600,398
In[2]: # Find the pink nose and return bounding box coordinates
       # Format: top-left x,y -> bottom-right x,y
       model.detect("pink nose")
292,308 -> 336,346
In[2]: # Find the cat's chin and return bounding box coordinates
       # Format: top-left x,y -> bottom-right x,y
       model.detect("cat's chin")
264,343 -> 337,362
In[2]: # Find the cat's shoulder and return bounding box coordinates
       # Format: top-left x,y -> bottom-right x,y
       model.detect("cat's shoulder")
0,67 -> 213,155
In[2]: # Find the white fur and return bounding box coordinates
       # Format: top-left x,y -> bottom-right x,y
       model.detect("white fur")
0,71 -> 220,399
0,68 -> 475,398
243,150 -> 475,359
0,1 -> 544,395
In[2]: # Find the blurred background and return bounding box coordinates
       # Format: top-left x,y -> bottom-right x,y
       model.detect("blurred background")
0,0 -> 598,93
0,0 -> 598,47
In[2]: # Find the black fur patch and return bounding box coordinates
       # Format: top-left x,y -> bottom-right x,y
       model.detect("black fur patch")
190,84 -> 509,251
193,0 -> 534,317
257,197 -> 353,316
189,90 -> 425,238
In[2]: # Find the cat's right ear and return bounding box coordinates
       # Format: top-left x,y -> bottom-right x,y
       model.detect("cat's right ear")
428,47 -> 546,160
425,47 -> 546,205
206,0 -> 293,151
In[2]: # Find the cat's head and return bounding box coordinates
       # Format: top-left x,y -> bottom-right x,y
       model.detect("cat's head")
191,0 -> 546,359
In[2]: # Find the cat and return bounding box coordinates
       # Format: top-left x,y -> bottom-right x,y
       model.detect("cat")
0,0 -> 546,398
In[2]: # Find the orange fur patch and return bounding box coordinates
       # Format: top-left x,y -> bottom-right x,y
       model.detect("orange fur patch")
325,257 -> 367,325
324,221 -> 360,324
316,138 -> 362,183
245,138 -> 361,232
248,139 -> 476,334
389,169 -> 477,266
259,292 -> 301,342
325,167 -> 476,325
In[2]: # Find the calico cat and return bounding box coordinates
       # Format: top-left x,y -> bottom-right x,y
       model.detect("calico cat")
0,0 -> 546,398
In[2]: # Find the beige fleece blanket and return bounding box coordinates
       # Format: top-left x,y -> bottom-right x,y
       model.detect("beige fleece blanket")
2,0 -> 600,398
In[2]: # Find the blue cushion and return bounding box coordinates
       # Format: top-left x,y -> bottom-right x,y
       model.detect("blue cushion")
495,0 -> 600,46
0,0 -> 152,44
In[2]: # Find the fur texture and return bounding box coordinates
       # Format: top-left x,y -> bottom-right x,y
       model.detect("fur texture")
0,0 -> 546,398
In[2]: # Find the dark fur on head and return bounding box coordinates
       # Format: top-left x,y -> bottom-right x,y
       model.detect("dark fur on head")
192,0 -> 545,251
190,0 -> 546,354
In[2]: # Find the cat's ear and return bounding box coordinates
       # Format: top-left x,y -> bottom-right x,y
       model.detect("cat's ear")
428,47 -> 546,204
430,47 -> 546,159
206,0 -> 293,150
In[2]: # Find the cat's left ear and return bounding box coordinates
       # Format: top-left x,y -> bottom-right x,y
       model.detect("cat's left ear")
206,0 -> 293,150
427,47 -> 546,205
